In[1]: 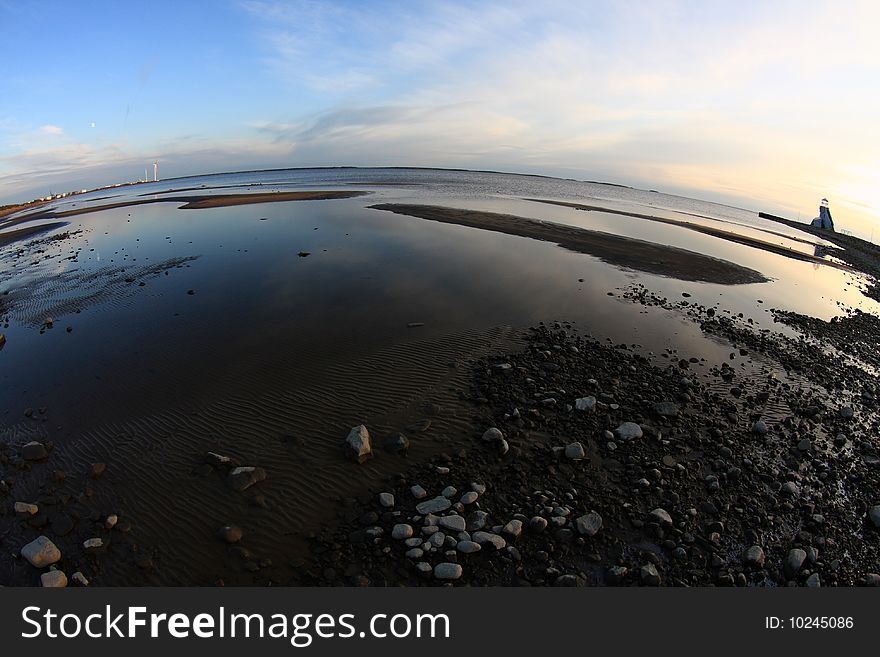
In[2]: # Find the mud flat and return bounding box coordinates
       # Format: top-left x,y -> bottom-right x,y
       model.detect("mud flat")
369,203 -> 768,285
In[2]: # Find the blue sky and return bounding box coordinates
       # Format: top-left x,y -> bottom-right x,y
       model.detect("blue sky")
1,0 -> 878,234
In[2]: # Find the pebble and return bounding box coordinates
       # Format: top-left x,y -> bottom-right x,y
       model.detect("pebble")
405,548 -> 424,559
438,515 -> 466,532
482,427 -> 504,442
14,501 -> 38,516
415,562 -> 433,577
564,442 -> 586,460
649,508 -> 673,526
466,510 -> 489,531
653,401 -> 680,417
460,491 -> 478,505
640,563 -> 661,586
105,514 -> 118,529
379,492 -> 395,508
471,482 -> 487,494
218,525 -> 243,544
90,462 -> 107,479
344,425 -> 373,463
83,538 -> 105,551
21,535 -> 61,568
434,563 -> 462,580
613,422 -> 643,441
472,531 -> 506,550
785,548 -> 807,577
226,466 -> 267,492
805,573 -> 821,588
441,486 -> 457,498
752,420 -> 768,435
502,519 -> 523,539
416,496 -> 452,515
574,512 -> 603,537
41,570 -> 68,588
529,516 -> 548,533
780,481 -> 800,498
410,484 -> 427,499
456,540 -> 481,554
392,524 -> 414,540
840,406 -> 854,419
21,441 -> 48,461
71,571 -> 90,587
743,545 -> 765,567
575,396 -> 596,412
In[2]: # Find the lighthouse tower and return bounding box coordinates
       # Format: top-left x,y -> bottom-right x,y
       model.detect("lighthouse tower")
153,161 -> 158,182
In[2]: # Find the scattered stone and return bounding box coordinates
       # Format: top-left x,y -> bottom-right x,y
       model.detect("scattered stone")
378,492 -> 395,508
564,442 -> 586,460
805,573 -> 821,588
218,525 -> 243,544
21,441 -> 48,461
648,508 -> 673,526
653,401 -> 680,417
410,485 -> 427,499
90,462 -> 107,479
41,570 -> 68,587
405,548 -> 424,559
529,516 -> 548,533
105,514 -> 118,530
381,433 -> 410,454
574,512 -> 603,537
785,548 -> 807,577
641,563 -> 661,586
481,427 -> 504,442
343,425 -> 372,463
840,406 -> 854,419
502,519 -> 523,539
743,546 -> 765,567
83,538 -> 105,553
466,510 -> 489,532
205,452 -> 231,467
391,524 -> 413,540
416,496 -> 452,515
472,531 -> 506,550
613,422 -> 643,441
575,396 -> 596,412
460,491 -> 478,505
227,466 -> 267,492
434,563 -> 462,580
780,481 -> 800,498
441,486 -> 457,498
439,515 -> 466,532
70,572 -> 89,587
415,562 -> 433,578
21,536 -> 61,568
14,501 -> 38,516
752,420 -> 768,435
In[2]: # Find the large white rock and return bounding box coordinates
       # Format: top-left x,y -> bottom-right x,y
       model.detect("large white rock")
344,425 -> 372,463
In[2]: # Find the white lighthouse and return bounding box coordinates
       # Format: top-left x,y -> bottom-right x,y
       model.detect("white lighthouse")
153,161 -> 158,182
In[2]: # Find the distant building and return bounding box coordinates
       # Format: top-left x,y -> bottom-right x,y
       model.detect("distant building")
810,198 -> 834,231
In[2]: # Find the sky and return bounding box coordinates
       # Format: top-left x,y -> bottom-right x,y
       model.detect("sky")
1,0 -> 878,238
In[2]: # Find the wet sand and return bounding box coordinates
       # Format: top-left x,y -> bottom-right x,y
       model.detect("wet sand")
369,203 -> 768,285
0,222 -> 69,248
2,190 -> 371,226
528,199 -> 848,270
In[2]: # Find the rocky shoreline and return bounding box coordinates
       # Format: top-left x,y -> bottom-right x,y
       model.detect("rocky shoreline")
303,306 -> 880,587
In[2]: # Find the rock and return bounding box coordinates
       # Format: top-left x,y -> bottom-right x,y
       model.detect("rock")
391,524 -> 413,540
41,570 -> 68,587
502,519 -> 523,539
410,485 -> 427,499
205,452 -> 231,467
497,438 -> 509,455
439,515 -> 466,532
482,427 -> 503,442
21,536 -> 61,568
14,501 -> 38,516
90,462 -> 107,479
805,573 -> 821,588
83,538 -> 105,553
471,482 -> 487,494
434,563 -> 462,580
457,540 -> 481,554
840,406 -> 854,419
378,492 -> 395,508
574,512 -> 603,537
441,486 -> 457,498
648,508 -> 673,526
529,516 -> 548,533
752,420 -> 768,435
640,563 -> 661,586
218,525 -> 243,544
21,441 -> 48,461
865,573 -> 880,587
226,466 -> 267,492
613,422 -> 643,441
460,491 -> 478,505
416,496 -> 452,515
743,546 -> 765,567
653,401 -> 680,417
575,396 -> 596,412
414,562 -> 433,578
381,432 -> 410,454
472,531 -> 507,550
780,481 -> 800,498
343,425 -> 372,463
70,571 -> 89,587
868,505 -> 880,528
105,514 -> 118,530
405,548 -> 424,559
564,442 -> 586,460
785,548 -> 807,577
466,510 -> 489,532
